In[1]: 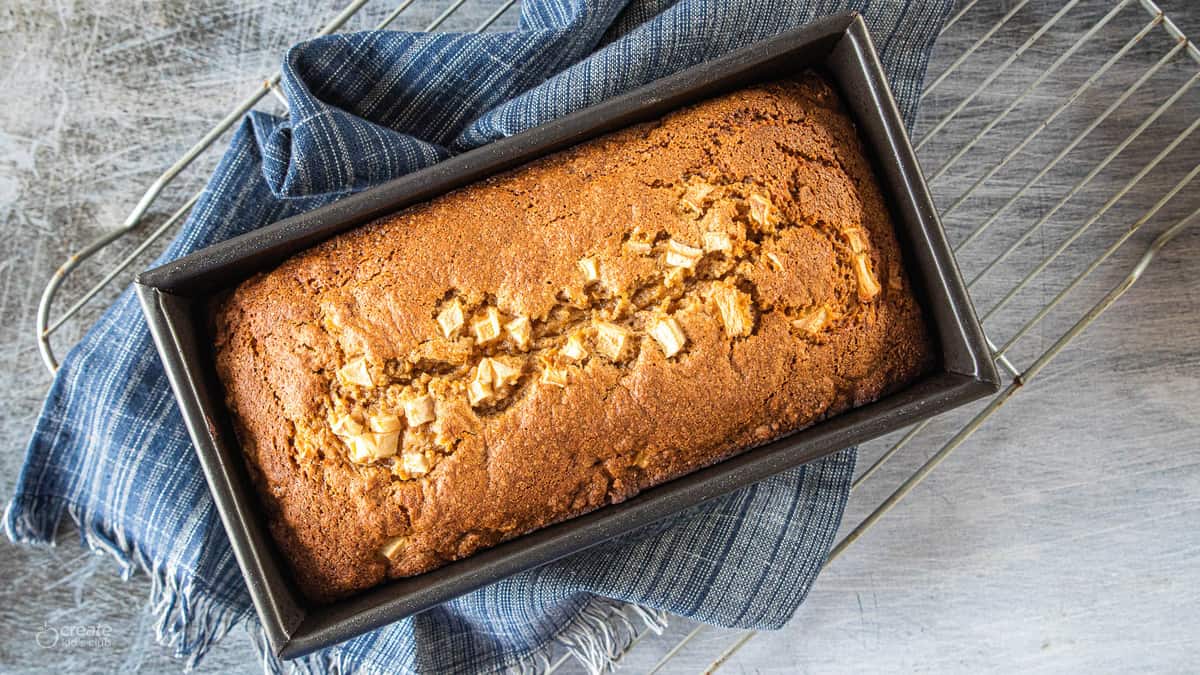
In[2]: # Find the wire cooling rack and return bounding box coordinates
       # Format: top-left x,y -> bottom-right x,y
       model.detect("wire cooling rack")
32,0 -> 1199,672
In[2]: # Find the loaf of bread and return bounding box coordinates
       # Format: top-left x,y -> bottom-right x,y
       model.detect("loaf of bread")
212,72 -> 934,602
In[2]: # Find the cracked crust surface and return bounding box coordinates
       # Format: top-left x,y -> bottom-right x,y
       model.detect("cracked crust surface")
212,72 -> 935,603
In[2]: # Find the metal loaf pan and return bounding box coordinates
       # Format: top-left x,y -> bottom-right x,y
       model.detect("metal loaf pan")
136,12 -> 1000,659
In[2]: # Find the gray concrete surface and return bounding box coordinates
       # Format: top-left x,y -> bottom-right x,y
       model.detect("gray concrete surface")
1,1 -> 1197,673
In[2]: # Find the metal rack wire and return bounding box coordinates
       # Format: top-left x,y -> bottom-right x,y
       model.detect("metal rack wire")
33,0 -> 519,372
631,0 -> 1200,671
32,0 -> 1199,672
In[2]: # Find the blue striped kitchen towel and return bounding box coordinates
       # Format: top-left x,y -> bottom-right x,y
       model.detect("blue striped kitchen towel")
5,0 -> 952,672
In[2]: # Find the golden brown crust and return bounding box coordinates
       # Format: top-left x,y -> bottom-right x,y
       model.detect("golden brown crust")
212,72 -> 934,603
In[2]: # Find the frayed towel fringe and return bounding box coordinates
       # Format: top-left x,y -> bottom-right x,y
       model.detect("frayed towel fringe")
252,598 -> 665,675
4,494 -> 67,546
4,495 -> 247,670
255,628 -> 356,675
8,496 -> 667,674
551,598 -> 668,675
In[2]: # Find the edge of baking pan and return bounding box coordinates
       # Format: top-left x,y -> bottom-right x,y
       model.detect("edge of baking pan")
135,284 -> 306,651
834,19 -> 995,385
136,11 -> 999,658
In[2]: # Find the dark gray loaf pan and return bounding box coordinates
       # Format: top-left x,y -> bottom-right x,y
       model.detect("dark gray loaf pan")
136,12 -> 1000,659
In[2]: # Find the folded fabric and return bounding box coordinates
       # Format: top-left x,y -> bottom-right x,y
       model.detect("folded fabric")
5,0 -> 952,672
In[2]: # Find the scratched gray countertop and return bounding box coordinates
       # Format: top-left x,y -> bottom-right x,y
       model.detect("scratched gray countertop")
1,1 -> 1197,673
